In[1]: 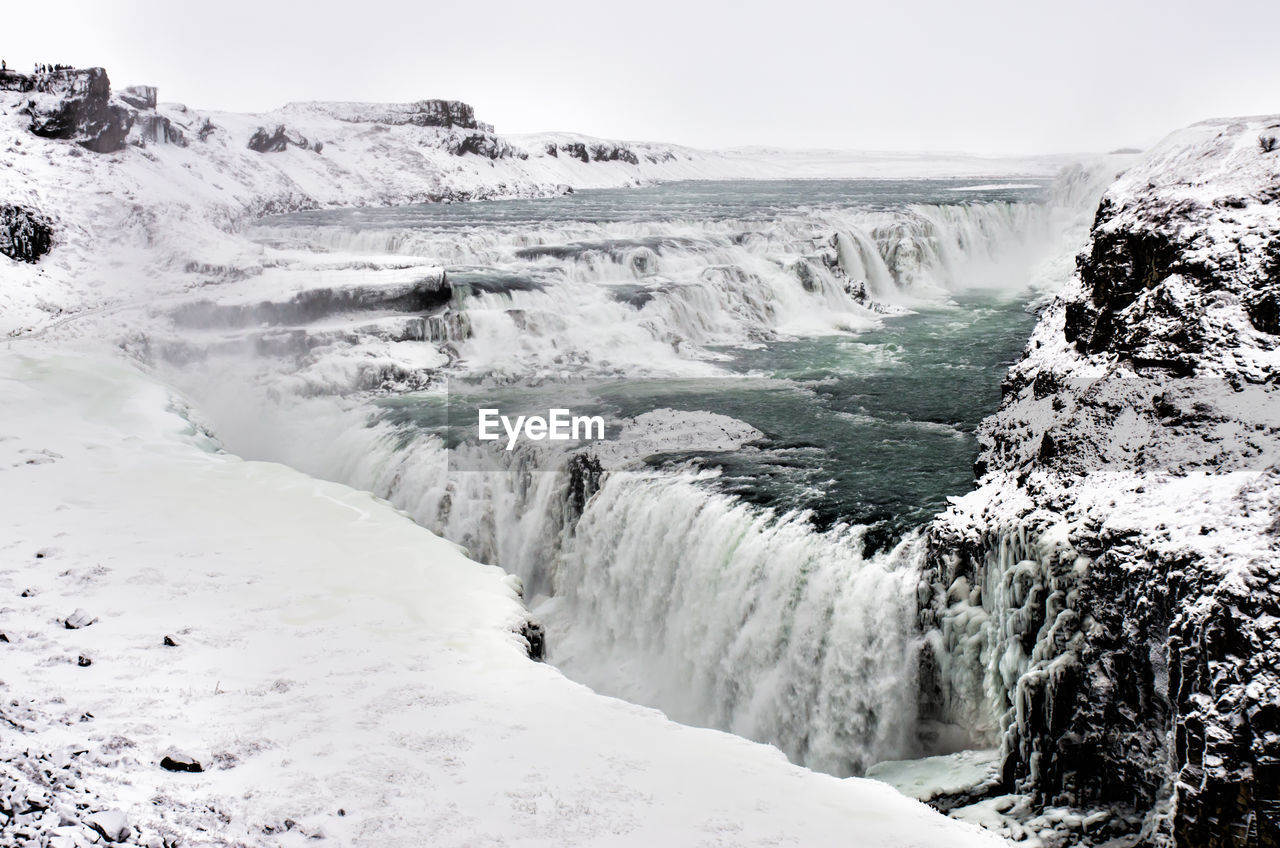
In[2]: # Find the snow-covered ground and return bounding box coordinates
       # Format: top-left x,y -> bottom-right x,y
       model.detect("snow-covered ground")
0,348 -> 1007,847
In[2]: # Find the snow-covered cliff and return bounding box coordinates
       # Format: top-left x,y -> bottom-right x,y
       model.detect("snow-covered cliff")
920,116 -> 1280,845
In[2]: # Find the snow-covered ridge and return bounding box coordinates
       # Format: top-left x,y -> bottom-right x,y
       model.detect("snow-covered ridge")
917,115 -> 1280,844
0,65 -> 1071,338
281,99 -> 488,130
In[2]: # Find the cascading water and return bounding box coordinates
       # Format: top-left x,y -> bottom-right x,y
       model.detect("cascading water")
156,175 -> 1109,778
546,472 -> 925,776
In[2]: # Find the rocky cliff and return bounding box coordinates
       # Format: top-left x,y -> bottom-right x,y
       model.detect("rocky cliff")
282,99 -> 486,129
920,116 -> 1280,846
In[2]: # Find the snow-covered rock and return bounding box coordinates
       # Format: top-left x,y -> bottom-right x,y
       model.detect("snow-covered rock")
918,115 -> 1280,845
5,66 -> 134,153
0,203 -> 53,262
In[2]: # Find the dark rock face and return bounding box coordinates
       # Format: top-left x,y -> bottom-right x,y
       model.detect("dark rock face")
22,67 -> 134,153
565,453 -> 604,521
290,99 -> 481,129
118,84 -> 157,110
589,143 -> 639,164
519,620 -> 546,661
0,69 -> 35,93
2,67 -> 185,152
169,274 -> 452,330
247,124 -> 318,153
560,142 -> 590,163
0,205 -> 54,263
448,132 -> 525,160
549,141 -> 640,165
920,117 -> 1280,847
160,752 -> 203,773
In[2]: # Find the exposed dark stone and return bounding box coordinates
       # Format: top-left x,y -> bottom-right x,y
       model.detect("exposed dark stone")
248,124 -> 316,153
448,133 -> 523,159
64,609 -> 96,630
169,275 -> 452,329
77,655 -> 92,667
566,453 -> 604,521
0,205 -> 53,263
160,751 -> 203,773
22,67 -> 134,153
608,284 -> 656,308
163,635 -> 178,647
1247,242 -> 1280,335
560,142 -> 589,163
118,84 -> 156,110
790,258 -> 819,293
589,143 -> 639,165
519,620 -> 546,661
1248,292 -> 1280,335
550,141 -> 640,164
0,69 -> 35,93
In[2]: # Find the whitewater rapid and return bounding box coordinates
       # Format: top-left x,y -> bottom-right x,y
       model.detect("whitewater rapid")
154,173 -> 1107,777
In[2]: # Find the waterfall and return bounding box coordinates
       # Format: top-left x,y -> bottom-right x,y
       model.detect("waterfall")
255,406 -> 927,776
152,176 -> 1108,779
547,471 -> 925,776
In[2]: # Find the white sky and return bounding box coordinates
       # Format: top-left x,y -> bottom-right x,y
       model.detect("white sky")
6,0 -> 1277,154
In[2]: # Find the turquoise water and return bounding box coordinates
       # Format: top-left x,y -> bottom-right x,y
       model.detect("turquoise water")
248,179 -> 1059,772
263,180 -> 1046,551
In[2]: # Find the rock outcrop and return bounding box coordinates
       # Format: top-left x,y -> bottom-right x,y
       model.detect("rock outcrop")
247,124 -> 320,153
0,68 -> 186,152
18,67 -> 134,153
0,204 -> 53,263
117,85 -> 157,111
446,132 -> 525,160
283,99 -> 484,129
919,116 -> 1280,846
545,140 -> 641,165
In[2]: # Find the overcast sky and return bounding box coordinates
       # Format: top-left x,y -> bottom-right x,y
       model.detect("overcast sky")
7,0 -> 1277,154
